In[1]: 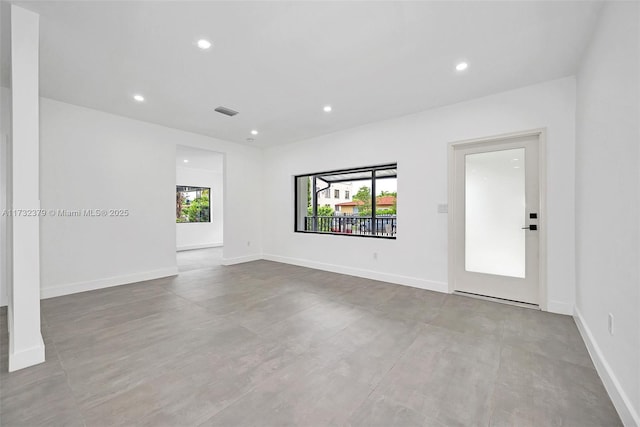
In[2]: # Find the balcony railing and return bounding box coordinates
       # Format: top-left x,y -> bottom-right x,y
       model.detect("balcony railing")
304,215 -> 396,237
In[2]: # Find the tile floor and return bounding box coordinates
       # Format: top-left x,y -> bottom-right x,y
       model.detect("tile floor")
0,248 -> 621,426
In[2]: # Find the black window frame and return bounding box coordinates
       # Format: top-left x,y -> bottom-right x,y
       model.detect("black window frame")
294,163 -> 397,239
176,185 -> 211,223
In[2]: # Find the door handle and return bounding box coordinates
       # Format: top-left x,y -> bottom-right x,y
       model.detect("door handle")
521,225 -> 537,230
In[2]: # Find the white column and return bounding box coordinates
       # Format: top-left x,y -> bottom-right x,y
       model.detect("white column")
8,4 -> 44,372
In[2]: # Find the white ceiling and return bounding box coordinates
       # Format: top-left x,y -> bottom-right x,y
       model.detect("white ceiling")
176,145 -> 223,172
2,1 -> 602,147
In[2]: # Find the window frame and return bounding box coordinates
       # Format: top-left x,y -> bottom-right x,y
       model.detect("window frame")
294,163 -> 397,239
176,185 -> 211,223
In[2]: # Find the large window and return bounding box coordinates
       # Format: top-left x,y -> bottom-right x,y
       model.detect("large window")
294,164 -> 397,238
176,186 -> 210,223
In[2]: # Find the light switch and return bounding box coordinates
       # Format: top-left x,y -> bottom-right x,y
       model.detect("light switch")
438,204 -> 448,213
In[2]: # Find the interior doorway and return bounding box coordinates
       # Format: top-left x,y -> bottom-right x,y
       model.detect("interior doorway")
448,130 -> 546,307
175,145 -> 224,253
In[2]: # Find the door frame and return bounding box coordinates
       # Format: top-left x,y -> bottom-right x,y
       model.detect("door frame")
447,128 -> 548,311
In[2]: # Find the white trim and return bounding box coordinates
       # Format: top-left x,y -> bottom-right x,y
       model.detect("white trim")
221,254 -> 262,266
537,129 -> 548,311
177,242 -> 223,252
547,300 -> 573,315
0,134 -> 7,309
40,267 -> 179,299
263,253 -> 448,293
8,333 -> 45,372
574,306 -> 640,427
447,128 -> 549,310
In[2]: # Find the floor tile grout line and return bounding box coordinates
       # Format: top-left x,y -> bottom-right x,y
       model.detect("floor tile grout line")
362,327 -> 421,402
200,302 -> 374,425
46,299 -> 205,350
483,313 -> 507,427
44,313 -> 89,427
3,249 -> 620,426
42,289 -> 186,330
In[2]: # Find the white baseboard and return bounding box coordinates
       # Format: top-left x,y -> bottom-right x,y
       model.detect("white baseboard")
574,306 -> 640,427
262,253 -> 448,293
547,300 -> 574,315
221,254 -> 262,266
177,242 -> 223,252
9,333 -> 45,372
40,267 -> 179,300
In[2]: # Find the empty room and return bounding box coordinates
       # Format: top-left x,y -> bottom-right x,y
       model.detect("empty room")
1,1 -> 639,426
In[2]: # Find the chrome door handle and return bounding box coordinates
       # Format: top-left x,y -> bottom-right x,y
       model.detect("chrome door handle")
521,225 -> 537,230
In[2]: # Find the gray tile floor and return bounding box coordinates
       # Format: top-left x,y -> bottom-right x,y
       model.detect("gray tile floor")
0,248 -> 621,426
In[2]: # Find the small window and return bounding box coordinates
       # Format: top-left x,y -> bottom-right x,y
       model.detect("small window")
294,164 -> 397,238
176,186 -> 210,223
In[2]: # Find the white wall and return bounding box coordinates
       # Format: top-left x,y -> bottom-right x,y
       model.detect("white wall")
263,77 -> 576,314
176,166 -> 224,250
574,2 -> 640,425
39,97 -> 177,297
15,95 -> 263,300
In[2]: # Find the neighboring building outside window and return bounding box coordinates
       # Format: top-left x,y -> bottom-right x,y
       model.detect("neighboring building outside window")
295,164 -> 397,238
317,182 -> 353,207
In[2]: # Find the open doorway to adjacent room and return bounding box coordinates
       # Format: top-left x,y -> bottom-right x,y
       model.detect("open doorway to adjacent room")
176,145 -> 224,272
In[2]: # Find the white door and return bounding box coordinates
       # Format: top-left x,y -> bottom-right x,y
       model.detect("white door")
451,133 -> 541,305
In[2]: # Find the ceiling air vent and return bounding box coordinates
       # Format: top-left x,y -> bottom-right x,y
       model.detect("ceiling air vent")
214,106 -> 239,117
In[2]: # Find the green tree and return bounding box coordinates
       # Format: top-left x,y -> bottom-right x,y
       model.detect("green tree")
184,189 -> 210,222
353,186 -> 372,216
308,204 -> 334,216
353,186 -> 371,202
376,208 -> 396,216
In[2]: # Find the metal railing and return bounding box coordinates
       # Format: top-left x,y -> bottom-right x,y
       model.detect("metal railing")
304,215 -> 396,237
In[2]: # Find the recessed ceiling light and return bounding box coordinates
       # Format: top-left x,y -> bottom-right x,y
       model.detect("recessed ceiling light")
251,130 -> 258,135
133,94 -> 145,102
197,39 -> 212,50
183,159 -> 189,163
323,105 -> 332,113
455,62 -> 468,71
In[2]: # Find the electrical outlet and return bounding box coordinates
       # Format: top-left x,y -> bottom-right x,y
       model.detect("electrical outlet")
247,240 -> 251,247
608,313 -> 614,335
373,252 -> 378,260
